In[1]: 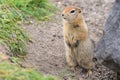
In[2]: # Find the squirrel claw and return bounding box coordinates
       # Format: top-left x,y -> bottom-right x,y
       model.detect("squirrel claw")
70,67 -> 76,72
87,69 -> 92,77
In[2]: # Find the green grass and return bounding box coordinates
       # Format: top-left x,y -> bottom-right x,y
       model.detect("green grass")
0,0 -> 57,56
0,62 -> 58,80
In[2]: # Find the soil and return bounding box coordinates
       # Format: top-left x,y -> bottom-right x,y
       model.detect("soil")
20,0 -> 118,80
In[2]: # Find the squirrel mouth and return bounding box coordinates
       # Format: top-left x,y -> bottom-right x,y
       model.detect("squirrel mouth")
64,18 -> 66,19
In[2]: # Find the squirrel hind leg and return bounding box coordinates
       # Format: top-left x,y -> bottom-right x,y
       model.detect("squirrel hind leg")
66,49 -> 77,72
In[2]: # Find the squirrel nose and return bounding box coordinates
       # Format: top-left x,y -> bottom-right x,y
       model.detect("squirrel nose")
62,14 -> 66,19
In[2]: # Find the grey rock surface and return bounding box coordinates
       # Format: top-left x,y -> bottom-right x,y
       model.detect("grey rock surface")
96,0 -> 120,73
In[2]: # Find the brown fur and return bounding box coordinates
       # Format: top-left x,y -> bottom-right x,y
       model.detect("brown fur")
62,6 -> 94,74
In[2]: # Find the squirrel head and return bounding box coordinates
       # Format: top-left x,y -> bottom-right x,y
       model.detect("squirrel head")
62,6 -> 83,23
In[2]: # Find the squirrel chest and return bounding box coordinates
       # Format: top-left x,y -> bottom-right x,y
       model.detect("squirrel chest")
63,24 -> 87,44
63,23 -> 87,48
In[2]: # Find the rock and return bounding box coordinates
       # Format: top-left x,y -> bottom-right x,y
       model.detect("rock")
96,0 -> 120,73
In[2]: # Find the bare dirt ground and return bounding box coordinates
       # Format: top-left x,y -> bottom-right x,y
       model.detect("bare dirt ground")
20,0 -> 118,80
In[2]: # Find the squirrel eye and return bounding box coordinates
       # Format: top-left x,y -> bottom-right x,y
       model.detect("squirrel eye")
70,10 -> 75,13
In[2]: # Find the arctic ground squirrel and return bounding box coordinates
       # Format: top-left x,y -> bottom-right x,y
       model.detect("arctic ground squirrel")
62,6 -> 94,76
